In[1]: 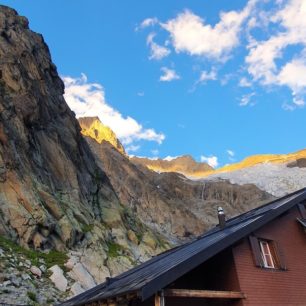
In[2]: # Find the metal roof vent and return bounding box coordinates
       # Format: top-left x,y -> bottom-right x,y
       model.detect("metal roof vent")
218,206 -> 226,229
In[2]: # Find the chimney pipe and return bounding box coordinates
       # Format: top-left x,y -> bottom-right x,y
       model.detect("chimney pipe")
218,206 -> 226,229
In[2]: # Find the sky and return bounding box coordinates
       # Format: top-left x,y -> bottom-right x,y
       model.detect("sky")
2,0 -> 306,168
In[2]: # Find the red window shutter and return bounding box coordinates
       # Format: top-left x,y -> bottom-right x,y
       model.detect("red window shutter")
298,203 -> 306,219
249,236 -> 263,267
273,241 -> 287,270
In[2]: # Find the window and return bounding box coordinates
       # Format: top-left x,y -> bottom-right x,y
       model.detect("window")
249,236 -> 286,270
259,240 -> 275,268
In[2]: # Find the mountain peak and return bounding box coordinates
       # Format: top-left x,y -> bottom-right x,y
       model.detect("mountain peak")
131,155 -> 213,177
78,117 -> 125,155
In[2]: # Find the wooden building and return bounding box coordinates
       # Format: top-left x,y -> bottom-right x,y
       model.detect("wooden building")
60,188 -> 306,306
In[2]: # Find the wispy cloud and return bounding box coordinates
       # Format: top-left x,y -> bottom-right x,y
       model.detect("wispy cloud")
227,149 -> 235,157
159,67 -> 180,82
126,145 -> 140,154
63,74 -> 165,145
239,77 -> 252,87
226,149 -> 235,162
200,155 -> 219,168
198,68 -> 217,83
136,17 -> 159,31
240,92 -> 255,106
147,32 -> 171,60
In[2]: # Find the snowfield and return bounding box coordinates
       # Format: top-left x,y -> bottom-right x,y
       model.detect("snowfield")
202,163 -> 306,197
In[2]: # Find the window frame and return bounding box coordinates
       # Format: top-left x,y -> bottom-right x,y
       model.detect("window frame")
259,240 -> 275,269
249,235 -> 287,271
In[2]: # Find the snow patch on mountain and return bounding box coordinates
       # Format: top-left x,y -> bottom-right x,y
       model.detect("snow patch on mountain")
202,163 -> 306,197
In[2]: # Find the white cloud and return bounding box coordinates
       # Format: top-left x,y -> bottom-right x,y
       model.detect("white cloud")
245,0 -> 306,107
159,67 -> 180,82
137,17 -> 159,30
126,145 -> 140,154
200,155 -> 219,168
198,68 -> 217,83
164,156 -> 179,161
239,77 -> 252,87
240,92 -> 255,106
277,58 -> 306,106
147,32 -> 171,60
227,150 -> 235,157
161,1 -> 256,60
63,74 -> 165,145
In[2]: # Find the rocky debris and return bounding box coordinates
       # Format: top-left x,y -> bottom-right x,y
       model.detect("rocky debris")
68,262 -> 96,290
287,158 -> 306,168
30,265 -> 42,278
107,256 -> 134,276
49,265 -> 68,292
70,282 -> 85,296
0,243 -> 67,305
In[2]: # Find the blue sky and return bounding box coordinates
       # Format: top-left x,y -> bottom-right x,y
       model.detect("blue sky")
2,0 -> 306,167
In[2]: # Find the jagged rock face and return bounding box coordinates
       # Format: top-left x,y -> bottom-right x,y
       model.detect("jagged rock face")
78,117 -> 125,155
82,140 -> 204,240
84,137 -> 274,241
0,6 -> 119,249
131,155 -> 213,177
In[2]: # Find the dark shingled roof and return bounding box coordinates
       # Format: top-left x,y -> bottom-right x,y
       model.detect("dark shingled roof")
60,188 -> 306,306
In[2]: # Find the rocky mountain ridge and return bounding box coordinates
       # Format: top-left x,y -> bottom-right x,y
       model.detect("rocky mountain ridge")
130,155 -> 213,177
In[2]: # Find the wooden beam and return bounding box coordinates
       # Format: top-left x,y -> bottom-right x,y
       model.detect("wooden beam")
155,292 -> 165,306
164,289 -> 246,299
155,293 -> 161,306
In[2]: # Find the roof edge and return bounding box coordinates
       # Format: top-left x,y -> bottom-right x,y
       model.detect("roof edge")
140,189 -> 306,301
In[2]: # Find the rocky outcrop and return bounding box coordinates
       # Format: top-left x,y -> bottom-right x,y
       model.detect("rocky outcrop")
78,117 -> 125,155
131,155 -> 213,177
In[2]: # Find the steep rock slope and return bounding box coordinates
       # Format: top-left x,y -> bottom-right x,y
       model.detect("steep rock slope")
131,155 -> 213,177
0,6 -> 123,249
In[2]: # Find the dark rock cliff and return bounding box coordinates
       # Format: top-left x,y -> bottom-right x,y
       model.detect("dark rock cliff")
0,5 -> 119,250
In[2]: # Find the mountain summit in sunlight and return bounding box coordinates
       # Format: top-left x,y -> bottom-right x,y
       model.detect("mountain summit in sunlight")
78,117 -> 126,155
203,149 -> 306,177
131,155 -> 213,177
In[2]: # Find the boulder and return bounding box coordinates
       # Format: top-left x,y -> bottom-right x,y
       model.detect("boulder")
48,265 -> 68,292
68,263 -> 96,290
70,282 -> 85,296
30,266 -> 42,278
